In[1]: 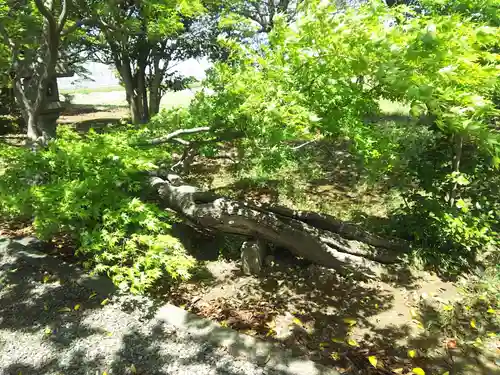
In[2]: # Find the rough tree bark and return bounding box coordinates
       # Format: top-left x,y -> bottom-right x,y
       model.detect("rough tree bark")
148,47 -> 165,117
150,175 -> 407,277
1,0 -> 70,143
143,126 -> 409,277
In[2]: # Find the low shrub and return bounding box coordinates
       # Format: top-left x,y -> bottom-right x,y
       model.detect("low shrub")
0,126 -> 195,293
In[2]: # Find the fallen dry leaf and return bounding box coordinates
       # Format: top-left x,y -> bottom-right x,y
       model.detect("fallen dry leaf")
446,338 -> 457,349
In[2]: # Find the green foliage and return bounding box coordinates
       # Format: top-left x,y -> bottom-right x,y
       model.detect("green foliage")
420,0 -> 500,26
175,0 -> 499,167
390,134 -> 500,273
2,0 -> 498,284
0,126 -> 195,293
157,0 -> 500,268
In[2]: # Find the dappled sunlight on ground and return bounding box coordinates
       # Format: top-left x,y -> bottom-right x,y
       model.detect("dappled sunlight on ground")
168,253 -> 498,375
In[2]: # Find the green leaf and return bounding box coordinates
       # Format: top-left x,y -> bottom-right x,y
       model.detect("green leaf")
412,368 -> 425,375
455,175 -> 470,186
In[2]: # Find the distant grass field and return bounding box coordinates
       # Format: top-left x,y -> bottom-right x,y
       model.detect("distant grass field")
60,86 -> 125,95
62,86 -> 202,109
60,81 -> 202,96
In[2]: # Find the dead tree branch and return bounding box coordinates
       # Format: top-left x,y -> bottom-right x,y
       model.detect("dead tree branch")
145,126 -> 211,146
150,176 -> 406,277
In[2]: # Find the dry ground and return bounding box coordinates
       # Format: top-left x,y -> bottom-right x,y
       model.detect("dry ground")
168,257 -> 461,374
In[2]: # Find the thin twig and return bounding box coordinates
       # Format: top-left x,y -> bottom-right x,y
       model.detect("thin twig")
292,140 -> 316,150
171,137 -> 191,146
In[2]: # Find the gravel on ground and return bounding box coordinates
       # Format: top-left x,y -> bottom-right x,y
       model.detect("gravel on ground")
0,238 -> 333,375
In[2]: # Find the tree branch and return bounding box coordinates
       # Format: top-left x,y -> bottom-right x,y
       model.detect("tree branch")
152,177 -> 397,277
13,76 -> 32,113
57,0 -> 69,32
292,140 -> 316,150
34,0 -> 58,35
171,137 -> 191,146
144,126 -> 211,146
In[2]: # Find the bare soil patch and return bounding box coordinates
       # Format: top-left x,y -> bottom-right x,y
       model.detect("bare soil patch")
167,252 -> 468,374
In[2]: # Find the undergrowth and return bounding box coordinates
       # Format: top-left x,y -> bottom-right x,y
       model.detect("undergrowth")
415,265 -> 500,373
0,126 -> 195,293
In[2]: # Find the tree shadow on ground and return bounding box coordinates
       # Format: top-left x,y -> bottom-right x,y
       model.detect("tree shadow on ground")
212,177 -> 282,204
69,118 -> 126,133
170,222 -> 248,264
0,237 -> 339,375
185,257 -> 404,372
168,239 -> 498,375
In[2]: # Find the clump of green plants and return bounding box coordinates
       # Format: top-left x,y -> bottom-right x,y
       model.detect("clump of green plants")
0,126 -> 195,293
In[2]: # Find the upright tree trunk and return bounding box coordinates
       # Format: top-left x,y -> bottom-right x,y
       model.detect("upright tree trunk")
149,76 -> 162,116
127,88 -> 141,125
120,60 -> 142,125
148,56 -> 163,117
5,0 -> 69,143
13,74 -> 48,143
149,85 -> 161,116
137,63 -> 149,123
26,113 -> 40,141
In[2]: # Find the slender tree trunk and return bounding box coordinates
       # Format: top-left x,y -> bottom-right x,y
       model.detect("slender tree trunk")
126,88 -> 141,125
449,133 -> 463,206
149,73 -> 162,116
26,113 -> 40,141
138,63 -> 149,123
13,77 -> 44,143
4,0 -> 68,143
149,86 -> 161,116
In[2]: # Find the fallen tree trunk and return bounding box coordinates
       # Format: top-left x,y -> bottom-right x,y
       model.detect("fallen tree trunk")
150,175 -> 408,278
